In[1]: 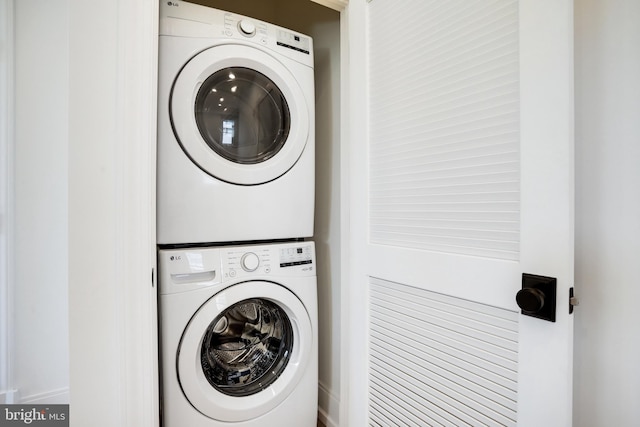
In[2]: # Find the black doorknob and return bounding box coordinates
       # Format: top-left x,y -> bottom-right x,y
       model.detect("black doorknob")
516,287 -> 546,313
518,273 -> 557,322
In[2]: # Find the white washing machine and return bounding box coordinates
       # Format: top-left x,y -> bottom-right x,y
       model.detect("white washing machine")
157,1 -> 315,245
158,241 -> 318,427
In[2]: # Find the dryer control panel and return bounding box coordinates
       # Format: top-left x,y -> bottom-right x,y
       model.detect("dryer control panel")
160,1 -> 314,67
276,30 -> 311,55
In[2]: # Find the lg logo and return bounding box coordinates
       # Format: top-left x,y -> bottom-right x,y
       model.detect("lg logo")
169,255 -> 182,261
167,1 -> 179,6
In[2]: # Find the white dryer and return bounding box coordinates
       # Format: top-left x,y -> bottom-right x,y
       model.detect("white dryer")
158,241 -> 318,427
157,1 -> 315,245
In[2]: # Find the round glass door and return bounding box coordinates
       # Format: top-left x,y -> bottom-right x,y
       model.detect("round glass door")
177,281 -> 312,422
195,67 -> 290,165
170,45 -> 310,185
200,298 -> 293,397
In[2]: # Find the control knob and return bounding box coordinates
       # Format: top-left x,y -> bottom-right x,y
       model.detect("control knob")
240,252 -> 260,272
238,20 -> 256,37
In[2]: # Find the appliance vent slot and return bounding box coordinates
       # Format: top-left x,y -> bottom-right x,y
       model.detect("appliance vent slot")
368,0 -> 521,261
369,277 -> 519,426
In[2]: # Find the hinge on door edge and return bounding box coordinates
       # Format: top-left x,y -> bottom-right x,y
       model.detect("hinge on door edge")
569,287 -> 579,314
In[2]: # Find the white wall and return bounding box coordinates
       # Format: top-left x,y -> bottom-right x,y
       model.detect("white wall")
574,0 -> 640,425
12,0 -> 69,404
0,0 -> 14,402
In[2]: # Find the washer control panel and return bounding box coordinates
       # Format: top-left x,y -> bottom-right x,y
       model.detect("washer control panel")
224,247 -> 272,278
221,242 -> 315,280
279,245 -> 313,268
240,252 -> 260,271
159,241 -> 315,294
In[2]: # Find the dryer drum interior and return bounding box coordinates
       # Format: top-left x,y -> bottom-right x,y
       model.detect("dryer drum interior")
200,298 -> 294,397
194,67 -> 291,165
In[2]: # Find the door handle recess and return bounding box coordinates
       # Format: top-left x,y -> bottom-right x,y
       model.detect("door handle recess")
516,273 -> 557,322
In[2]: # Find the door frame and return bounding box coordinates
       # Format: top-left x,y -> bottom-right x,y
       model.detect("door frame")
338,1 -> 367,426
67,0 -> 160,425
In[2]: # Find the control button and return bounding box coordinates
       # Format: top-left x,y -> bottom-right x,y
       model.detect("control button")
264,266 -> 271,274
238,20 -> 256,37
241,252 -> 260,272
229,269 -> 236,278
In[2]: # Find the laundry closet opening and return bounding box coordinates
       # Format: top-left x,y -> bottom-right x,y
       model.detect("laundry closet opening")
179,1 -> 341,425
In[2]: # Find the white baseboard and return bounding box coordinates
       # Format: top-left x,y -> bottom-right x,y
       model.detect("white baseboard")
318,381 -> 340,427
1,389 -> 19,404
19,387 -> 69,405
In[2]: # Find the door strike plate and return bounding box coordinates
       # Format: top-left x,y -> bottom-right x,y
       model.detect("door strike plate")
569,287 -> 579,314
516,273 -> 557,322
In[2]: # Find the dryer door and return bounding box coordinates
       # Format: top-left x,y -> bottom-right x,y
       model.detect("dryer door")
178,280 -> 312,422
170,44 -> 310,185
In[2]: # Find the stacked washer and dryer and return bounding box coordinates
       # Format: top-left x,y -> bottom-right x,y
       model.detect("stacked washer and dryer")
156,2 -> 317,427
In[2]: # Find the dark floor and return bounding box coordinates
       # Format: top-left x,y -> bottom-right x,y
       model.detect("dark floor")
317,420 -> 326,427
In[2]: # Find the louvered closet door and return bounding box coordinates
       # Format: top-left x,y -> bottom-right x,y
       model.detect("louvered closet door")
355,0 -> 575,426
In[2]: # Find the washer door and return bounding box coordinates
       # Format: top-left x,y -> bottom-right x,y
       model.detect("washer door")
178,281 -> 312,422
170,44 -> 310,185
